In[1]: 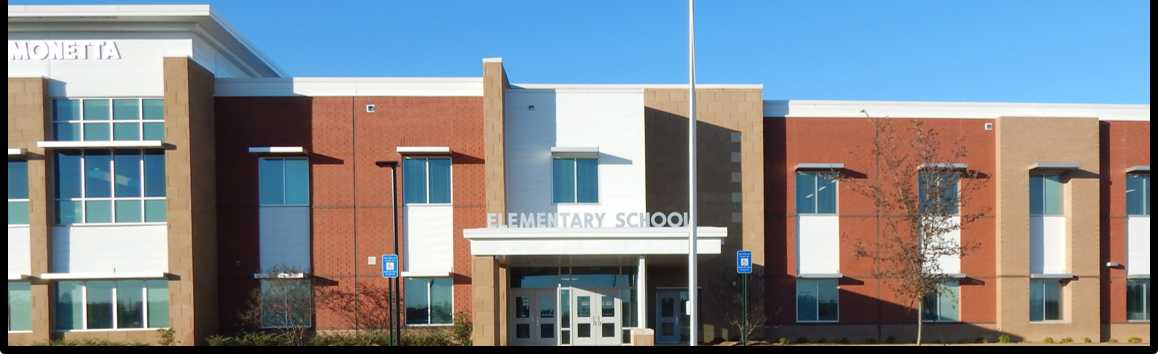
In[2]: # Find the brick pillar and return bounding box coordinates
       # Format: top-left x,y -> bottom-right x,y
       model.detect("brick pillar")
8,78 -> 52,345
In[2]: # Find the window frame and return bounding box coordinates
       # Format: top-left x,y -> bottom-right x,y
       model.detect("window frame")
921,281 -> 961,323
1029,280 -> 1065,323
795,279 -> 840,323
53,150 -> 167,226
919,171 -> 961,216
258,158 -> 311,207
404,277 -> 454,327
1030,174 -> 1065,217
8,160 -> 30,226
552,158 -> 599,205
53,280 -> 169,332
52,98 -> 165,142
403,157 -> 453,205
1126,174 -> 1150,216
1127,280 -> 1150,322
8,282 -> 32,333
796,172 -> 839,215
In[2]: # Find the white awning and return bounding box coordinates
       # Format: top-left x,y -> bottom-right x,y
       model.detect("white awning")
551,147 -> 600,159
919,163 -> 969,171
1029,163 -> 1081,171
7,149 -> 25,156
38,141 -> 165,150
248,147 -> 308,155
465,227 -> 727,257
397,147 -> 452,155
8,273 -> 27,281
796,163 -> 844,171
1030,274 -> 1075,280
402,271 -> 452,279
40,272 -> 168,280
1126,166 -> 1150,174
798,274 -> 844,279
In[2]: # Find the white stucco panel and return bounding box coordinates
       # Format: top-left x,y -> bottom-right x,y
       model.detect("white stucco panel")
51,225 -> 168,274
798,215 -> 840,275
7,227 -> 32,276
404,205 -> 454,274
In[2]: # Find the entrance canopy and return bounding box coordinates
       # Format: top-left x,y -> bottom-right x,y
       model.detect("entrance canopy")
464,227 -> 727,256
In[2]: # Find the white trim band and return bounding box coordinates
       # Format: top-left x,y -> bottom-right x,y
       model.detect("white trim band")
551,147 -> 600,159
401,271 -> 452,279
37,141 -> 165,150
40,272 -> 168,280
798,274 -> 844,279
1128,275 -> 1150,280
397,147 -> 452,155
248,147 -> 308,155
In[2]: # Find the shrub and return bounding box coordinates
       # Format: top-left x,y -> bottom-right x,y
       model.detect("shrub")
1043,337 -> 1055,344
311,332 -> 393,347
999,335 -> 1012,344
886,336 -> 897,344
206,332 -> 288,347
32,339 -> 149,347
838,338 -> 851,345
976,337 -> 989,344
795,338 -> 809,345
1083,338 -> 1093,344
452,312 -> 473,346
816,338 -> 828,344
402,329 -> 452,347
158,328 -> 177,347
1127,337 -> 1143,344
1061,338 -> 1074,344
779,338 -> 791,345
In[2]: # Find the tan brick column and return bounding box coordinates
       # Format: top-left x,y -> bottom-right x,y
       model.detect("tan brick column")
163,57 -> 219,345
8,78 -> 52,345
472,59 -> 510,346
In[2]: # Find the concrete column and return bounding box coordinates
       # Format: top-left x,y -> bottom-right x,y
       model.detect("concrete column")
638,255 -> 648,330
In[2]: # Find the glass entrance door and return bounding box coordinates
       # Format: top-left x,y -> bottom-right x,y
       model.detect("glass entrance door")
656,290 -> 690,345
572,289 -> 620,346
511,289 -> 558,346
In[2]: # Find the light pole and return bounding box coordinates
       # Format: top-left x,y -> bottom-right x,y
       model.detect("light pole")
687,0 -> 699,347
376,161 -> 402,346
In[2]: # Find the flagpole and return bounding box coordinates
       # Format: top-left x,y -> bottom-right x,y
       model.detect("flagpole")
687,0 -> 699,347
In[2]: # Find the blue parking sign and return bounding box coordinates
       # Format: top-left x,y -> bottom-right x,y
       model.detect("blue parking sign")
737,251 -> 752,274
382,255 -> 399,279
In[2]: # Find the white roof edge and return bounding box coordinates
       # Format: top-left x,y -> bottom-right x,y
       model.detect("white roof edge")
207,8 -> 287,78
397,147 -> 452,155
248,147 -> 307,155
215,77 -> 485,97
401,271 -> 452,278
218,77 -> 483,83
482,58 -> 503,63
511,84 -> 763,90
764,100 -> 1149,121
40,272 -> 168,280
37,141 -> 165,149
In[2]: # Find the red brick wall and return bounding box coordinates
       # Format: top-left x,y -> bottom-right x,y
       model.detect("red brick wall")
215,96 -> 484,331
765,117 -> 998,327
1100,120 -> 1150,324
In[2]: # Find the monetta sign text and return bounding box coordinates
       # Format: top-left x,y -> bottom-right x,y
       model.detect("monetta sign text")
9,41 -> 122,61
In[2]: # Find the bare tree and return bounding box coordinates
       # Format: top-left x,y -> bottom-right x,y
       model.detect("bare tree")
842,115 -> 989,346
241,265 -> 316,346
706,268 -> 766,344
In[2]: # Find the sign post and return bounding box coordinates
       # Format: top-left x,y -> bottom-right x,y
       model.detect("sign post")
737,251 -> 752,347
383,255 -> 399,346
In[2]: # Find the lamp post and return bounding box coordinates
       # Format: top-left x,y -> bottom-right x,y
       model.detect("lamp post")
376,161 -> 402,346
687,0 -> 700,347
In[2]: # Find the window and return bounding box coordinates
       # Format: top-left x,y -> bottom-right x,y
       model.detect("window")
55,280 -> 169,331
553,158 -> 598,204
796,279 -> 839,323
52,99 -> 164,142
1029,280 -> 1064,322
260,279 -> 313,329
8,282 -> 32,332
1126,174 -> 1150,216
405,278 -> 453,326
1127,280 -> 1150,322
259,158 -> 310,206
404,158 -> 451,205
922,281 -> 960,322
920,172 -> 960,215
54,150 -> 166,225
1030,175 -> 1064,216
8,160 -> 29,226
797,172 -> 837,215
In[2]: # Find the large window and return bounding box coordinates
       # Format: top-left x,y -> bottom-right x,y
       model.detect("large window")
8,282 -> 32,332
922,281 -> 960,322
1127,280 -> 1150,322
8,160 -> 29,226
1030,280 -> 1064,322
54,150 -> 166,225
797,172 -> 837,215
55,280 -> 169,331
919,172 -> 960,215
796,279 -> 839,323
1030,175 -> 1064,216
405,278 -> 453,326
553,158 -> 598,204
1127,174 -> 1150,216
404,158 -> 451,205
260,279 -> 313,329
53,99 -> 164,142
259,158 -> 310,206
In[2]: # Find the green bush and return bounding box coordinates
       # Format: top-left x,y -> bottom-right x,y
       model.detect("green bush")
1061,337 -> 1074,344
778,338 -> 791,345
402,329 -> 452,347
976,337 -> 989,344
1127,337 -> 1143,344
1083,338 -> 1093,344
32,339 -> 149,347
158,328 -> 177,346
310,332 -> 393,347
1043,337 -> 1055,344
999,335 -> 1012,344
795,337 -> 809,345
452,313 -> 473,346
206,332 -> 288,347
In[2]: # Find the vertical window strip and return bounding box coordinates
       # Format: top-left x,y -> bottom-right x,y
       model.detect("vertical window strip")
8,160 -> 31,226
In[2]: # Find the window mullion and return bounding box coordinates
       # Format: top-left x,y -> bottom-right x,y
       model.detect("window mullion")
81,283 -> 89,331
79,151 -> 87,224
142,286 -> 149,329
282,160 -> 289,206
426,159 -> 432,204
112,285 -> 119,330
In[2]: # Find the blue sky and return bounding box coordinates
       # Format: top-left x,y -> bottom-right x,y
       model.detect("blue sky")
10,0 -> 1151,104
